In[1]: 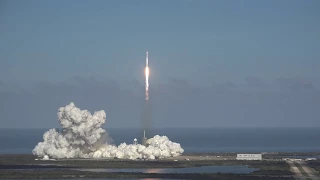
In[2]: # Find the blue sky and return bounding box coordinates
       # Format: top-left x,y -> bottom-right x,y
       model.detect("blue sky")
1,0 -> 320,128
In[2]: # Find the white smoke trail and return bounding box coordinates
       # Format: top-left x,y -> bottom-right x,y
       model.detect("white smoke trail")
145,67 -> 149,101
33,103 -> 184,159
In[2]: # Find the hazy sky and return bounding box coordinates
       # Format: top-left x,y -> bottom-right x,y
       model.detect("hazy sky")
1,0 -> 320,128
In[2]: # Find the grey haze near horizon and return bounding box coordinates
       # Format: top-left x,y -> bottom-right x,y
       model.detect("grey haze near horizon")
1,0 -> 320,128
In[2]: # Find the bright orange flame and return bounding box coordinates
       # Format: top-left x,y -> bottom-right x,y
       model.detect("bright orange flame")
145,66 -> 149,101
145,67 -> 149,80
145,168 -> 163,173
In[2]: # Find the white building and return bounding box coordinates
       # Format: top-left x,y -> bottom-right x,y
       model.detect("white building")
305,158 -> 317,161
236,154 -> 262,160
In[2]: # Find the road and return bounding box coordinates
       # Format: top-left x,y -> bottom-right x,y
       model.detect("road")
296,161 -> 319,180
287,161 -> 305,180
287,160 -> 319,180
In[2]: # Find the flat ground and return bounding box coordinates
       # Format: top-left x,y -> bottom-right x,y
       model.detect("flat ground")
0,153 -> 297,179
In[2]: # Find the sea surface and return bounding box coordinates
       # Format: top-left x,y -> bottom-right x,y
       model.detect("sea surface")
75,165 -> 257,174
5,179 -> 177,180
0,127 -> 319,154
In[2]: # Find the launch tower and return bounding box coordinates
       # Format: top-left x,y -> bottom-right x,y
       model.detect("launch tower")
142,130 -> 148,146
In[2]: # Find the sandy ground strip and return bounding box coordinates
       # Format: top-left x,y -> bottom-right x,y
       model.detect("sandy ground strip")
296,161 -> 319,180
287,161 -> 306,180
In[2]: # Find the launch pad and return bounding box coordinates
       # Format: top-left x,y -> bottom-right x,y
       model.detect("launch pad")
32,51 -> 184,160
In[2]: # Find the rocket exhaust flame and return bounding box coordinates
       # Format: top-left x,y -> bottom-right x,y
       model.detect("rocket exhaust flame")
32,51 -> 184,160
145,67 -> 149,101
145,51 -> 149,101
142,51 -> 151,144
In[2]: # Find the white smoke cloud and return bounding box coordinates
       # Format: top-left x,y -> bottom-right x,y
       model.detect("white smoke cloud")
33,102 -> 184,159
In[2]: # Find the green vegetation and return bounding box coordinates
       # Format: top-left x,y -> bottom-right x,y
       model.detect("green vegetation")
0,154 -> 294,179
0,169 -> 294,179
249,161 -> 292,175
0,154 -> 293,174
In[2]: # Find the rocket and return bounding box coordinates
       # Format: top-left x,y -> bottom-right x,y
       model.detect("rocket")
146,51 -> 148,67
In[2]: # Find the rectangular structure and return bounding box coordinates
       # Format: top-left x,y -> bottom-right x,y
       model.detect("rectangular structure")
236,154 -> 262,160
305,158 -> 317,161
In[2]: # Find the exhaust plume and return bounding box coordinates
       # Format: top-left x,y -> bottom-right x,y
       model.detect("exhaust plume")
33,103 -> 184,159
145,51 -> 149,101
142,51 -> 152,138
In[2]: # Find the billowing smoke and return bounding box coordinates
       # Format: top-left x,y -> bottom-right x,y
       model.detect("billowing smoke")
33,103 -> 184,159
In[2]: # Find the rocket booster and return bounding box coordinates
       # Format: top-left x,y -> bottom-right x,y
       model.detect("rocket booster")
146,51 -> 148,67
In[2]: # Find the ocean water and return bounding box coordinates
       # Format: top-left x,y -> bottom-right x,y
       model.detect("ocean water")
5,179 -> 175,180
6,179 -> 177,180
0,128 -> 319,154
75,165 -> 257,174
